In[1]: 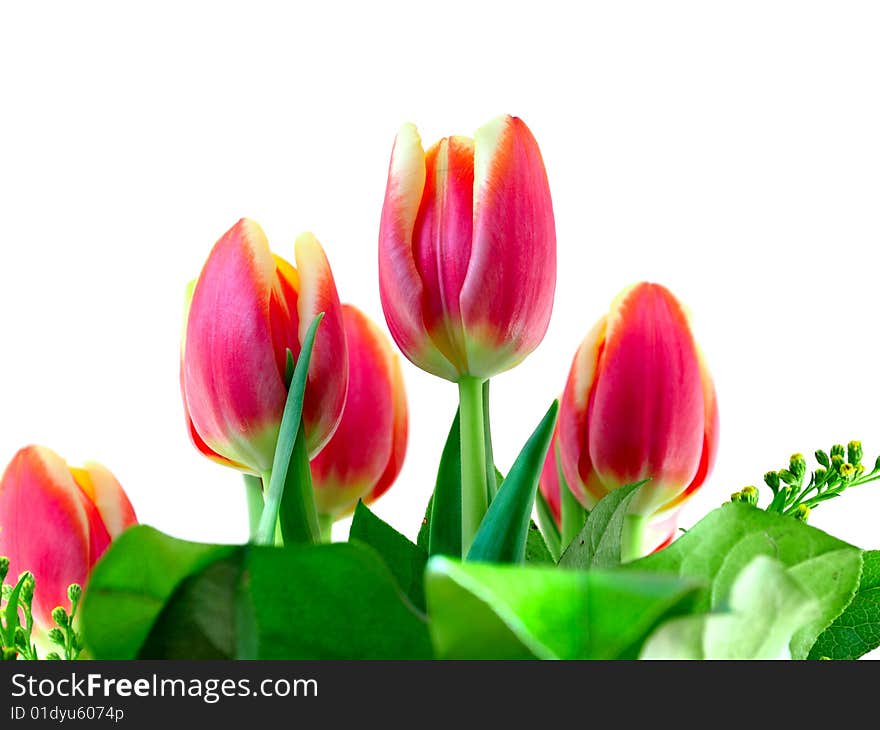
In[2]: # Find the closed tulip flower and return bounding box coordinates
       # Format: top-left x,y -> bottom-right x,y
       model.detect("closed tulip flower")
379,115 -> 556,550
310,305 -> 408,526
182,218 -> 348,475
378,114 -> 556,382
557,283 -> 719,559
0,446 -> 137,629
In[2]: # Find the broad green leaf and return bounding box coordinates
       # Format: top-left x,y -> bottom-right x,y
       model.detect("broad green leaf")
83,527 -> 432,659
425,556 -> 700,659
467,401 -> 558,563
525,521 -> 554,565
82,526 -> 235,659
429,409 -> 462,558
809,550 -> 880,659
558,481 -> 646,569
641,556 -> 818,659
630,503 -> 862,659
535,489 -> 561,562
139,553 -> 245,659
349,501 -> 428,612
237,543 -> 432,659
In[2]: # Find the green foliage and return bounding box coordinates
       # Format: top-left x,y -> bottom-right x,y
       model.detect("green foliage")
425,556 -> 700,659
810,550 -> 880,660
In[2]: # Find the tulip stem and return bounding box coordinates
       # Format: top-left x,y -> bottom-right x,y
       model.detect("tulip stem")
318,514 -> 334,543
620,513 -> 647,563
243,474 -> 265,541
458,375 -> 488,554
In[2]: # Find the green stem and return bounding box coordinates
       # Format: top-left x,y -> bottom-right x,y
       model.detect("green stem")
318,514 -> 334,543
458,375 -> 488,554
482,380 -> 498,503
255,420 -> 320,546
243,474 -> 265,541
620,514 -> 647,563
558,443 -> 587,548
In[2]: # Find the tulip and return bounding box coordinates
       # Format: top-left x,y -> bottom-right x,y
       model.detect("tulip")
378,114 -> 556,382
379,115 -> 556,551
0,446 -> 137,630
557,283 -> 719,560
182,218 -> 348,475
310,305 -> 408,528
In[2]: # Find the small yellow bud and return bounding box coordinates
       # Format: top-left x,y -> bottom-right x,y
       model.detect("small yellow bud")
794,504 -> 810,522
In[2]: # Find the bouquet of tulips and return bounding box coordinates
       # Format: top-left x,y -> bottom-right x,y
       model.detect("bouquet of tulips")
1,115 -> 876,661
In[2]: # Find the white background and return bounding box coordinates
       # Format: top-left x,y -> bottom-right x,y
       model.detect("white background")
2,2 -> 879,591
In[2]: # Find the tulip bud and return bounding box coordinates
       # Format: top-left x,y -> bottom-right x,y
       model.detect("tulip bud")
182,219 -> 349,473
0,446 -> 137,630
310,306 -> 408,520
557,283 -> 718,555
379,115 -> 556,381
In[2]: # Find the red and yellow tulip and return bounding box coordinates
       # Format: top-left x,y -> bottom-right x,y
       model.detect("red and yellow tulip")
557,283 -> 718,555
0,446 -> 137,629
182,219 -> 348,474
310,305 -> 407,520
378,115 -> 556,381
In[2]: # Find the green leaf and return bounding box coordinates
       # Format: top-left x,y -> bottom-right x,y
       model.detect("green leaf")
81,526 -> 235,659
273,313 -> 323,546
535,489 -> 561,562
630,503 -> 862,659
83,527 -> 432,659
558,481 -> 646,569
425,556 -> 700,659
641,556 -> 818,659
809,550 -> 880,659
429,409 -> 462,557
467,401 -> 558,563
416,494 -> 432,552
525,521 -> 554,565
4,572 -> 29,645
349,501 -> 428,612
236,543 -> 432,659
557,444 -> 588,547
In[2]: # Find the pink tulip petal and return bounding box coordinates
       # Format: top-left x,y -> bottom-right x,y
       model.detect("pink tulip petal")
379,124 -> 458,381
184,219 -> 289,471
294,233 -> 349,458
367,335 -> 409,505
0,447 -> 102,628
459,115 -> 556,377
558,316 -> 607,507
589,284 -> 705,515
538,429 -> 562,526
411,135 -> 475,373
71,463 -> 137,539
311,306 -> 395,517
